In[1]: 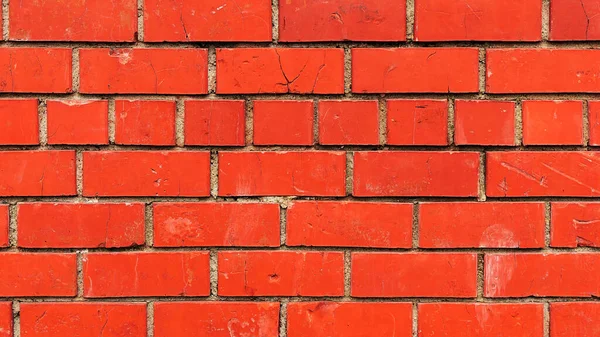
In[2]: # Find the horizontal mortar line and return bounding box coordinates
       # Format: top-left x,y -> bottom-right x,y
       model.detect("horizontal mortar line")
1,296 -> 599,302
0,145 -> 596,151
1,196 -> 600,203
2,92 -> 600,100
2,247 -> 600,253
2,40 -> 600,49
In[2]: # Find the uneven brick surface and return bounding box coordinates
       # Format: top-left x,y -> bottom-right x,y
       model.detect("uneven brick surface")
0,1 -> 598,336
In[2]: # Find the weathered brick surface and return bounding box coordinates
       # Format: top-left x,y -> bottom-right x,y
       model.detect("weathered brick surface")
0,1 -> 596,336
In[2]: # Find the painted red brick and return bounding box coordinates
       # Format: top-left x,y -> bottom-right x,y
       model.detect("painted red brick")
218,251 -> 344,296
83,252 -> 210,297
318,100 -> 379,145
20,303 -> 146,337
589,101 -> 600,145
487,152 -> 600,197
253,100 -> 314,145
184,100 -> 245,146
154,302 -> 279,337
10,0 -> 137,42
144,0 -> 272,42
153,202 -> 280,247
46,100 -> 108,145
17,203 -> 145,248
414,0 -> 541,41
0,253 -> 76,296
551,203 -> 600,247
218,151 -> 346,196
288,302 -> 412,337
550,302 -> 600,337
550,0 -> 600,40
522,100 -> 584,145
0,302 -> 11,337
79,48 -> 208,94
485,253 -> 600,297
418,303 -> 544,337
352,48 -> 479,93
419,202 -> 545,248
279,0 -> 405,42
487,49 -> 600,93
352,253 -> 478,297
0,151 -> 76,197
386,100 -> 448,146
454,100 -> 515,146
83,151 -> 210,197
0,99 -> 38,145
353,151 -> 479,197
0,48 -> 71,93
115,100 -> 176,146
216,48 -> 344,94
0,205 -> 7,247
286,201 -> 412,248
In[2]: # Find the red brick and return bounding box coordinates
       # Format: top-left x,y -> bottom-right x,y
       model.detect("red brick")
0,48 -> 71,93
386,100 -> 448,146
154,302 -> 279,337
47,100 -> 108,145
0,151 -> 76,197
454,100 -> 515,146
550,303 -> 600,337
0,253 -> 76,296
115,100 -> 176,146
353,151 -> 479,197
550,0 -> 600,40
218,251 -> 344,296
415,0 -> 541,41
83,151 -> 210,197
418,303 -> 544,337
79,48 -> 208,94
551,203 -> 600,247
0,99 -> 38,145
352,48 -> 479,93
352,253 -> 477,297
253,100 -> 314,145
318,100 -> 379,145
288,302 -> 412,337
20,303 -> 146,337
144,0 -> 271,42
485,253 -> 600,297
218,151 -> 346,196
419,202 -> 545,248
17,203 -> 145,248
10,0 -> 136,42
83,252 -> 210,297
0,205 -> 6,247
589,101 -> 600,145
153,202 -> 280,247
216,48 -> 344,94
0,302 -> 11,337
486,49 -> 600,93
287,201 -> 412,248
279,0 -> 405,42
184,100 -> 245,146
522,100 -> 584,145
487,152 -> 600,197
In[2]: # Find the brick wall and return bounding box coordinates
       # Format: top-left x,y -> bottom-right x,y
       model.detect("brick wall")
0,0 -> 599,337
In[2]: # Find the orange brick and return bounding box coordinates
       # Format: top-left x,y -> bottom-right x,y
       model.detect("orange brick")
253,100 -> 314,146
386,100 -> 448,146
184,100 -> 245,146
454,100 -> 515,146
0,99 -> 38,145
47,100 -> 108,145
522,100 -> 584,145
318,100 -> 379,145
115,100 -> 176,146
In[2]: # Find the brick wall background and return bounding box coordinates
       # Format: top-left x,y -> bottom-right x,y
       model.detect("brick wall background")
0,0 -> 599,336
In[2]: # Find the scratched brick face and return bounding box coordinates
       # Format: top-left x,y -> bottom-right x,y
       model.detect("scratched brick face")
0,1 -> 596,336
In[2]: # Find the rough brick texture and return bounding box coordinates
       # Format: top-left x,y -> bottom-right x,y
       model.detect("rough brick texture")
0,1 -> 597,336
